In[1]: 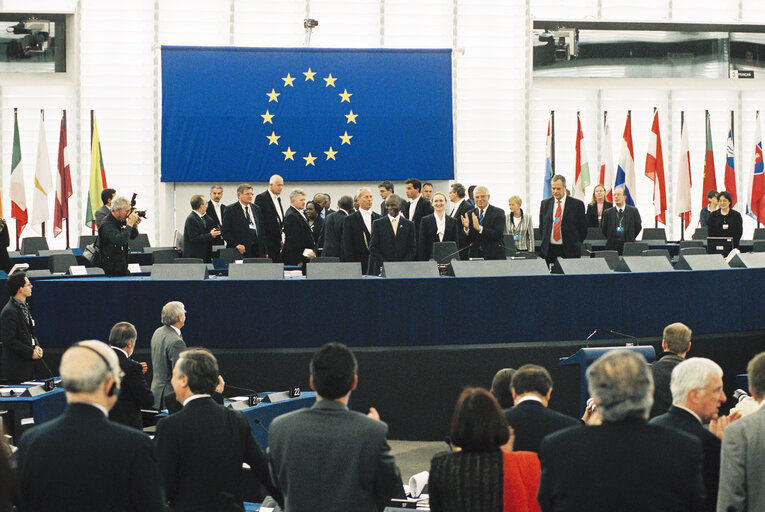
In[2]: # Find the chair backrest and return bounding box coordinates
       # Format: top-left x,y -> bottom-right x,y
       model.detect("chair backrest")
593,250 -> 619,270
642,248 -> 670,261
49,253 -> 79,273
151,249 -> 179,264
692,228 -> 708,240
679,247 -> 707,256
754,228 -> 765,240
641,228 -> 667,242
219,247 -> 242,264
752,240 -> 765,253
86,267 -> 106,275
78,235 -> 98,250
501,235 -> 518,256
622,242 -> 649,256
586,227 -> 606,240
174,258 -> 204,264
128,233 -> 151,252
432,241 -> 459,264
679,240 -> 704,249
20,237 -> 49,255
311,256 -> 340,263
242,258 -> 272,264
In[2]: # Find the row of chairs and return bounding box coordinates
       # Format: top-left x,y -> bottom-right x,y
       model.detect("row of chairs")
13,234 -> 152,256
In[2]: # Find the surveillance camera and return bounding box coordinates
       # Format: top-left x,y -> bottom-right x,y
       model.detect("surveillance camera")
304,19 -> 318,29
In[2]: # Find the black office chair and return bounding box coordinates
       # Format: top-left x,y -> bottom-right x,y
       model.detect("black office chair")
641,228 -> 667,242
679,240 -> 704,249
593,250 -> 619,270
586,227 -> 606,240
78,235 -> 98,250
129,233 -> 151,252
643,249 -> 671,261
431,241 -> 459,264
679,247 -> 707,256
49,253 -> 79,273
219,248 -> 242,264
20,237 -> 49,255
622,242 -> 649,256
754,228 -> 765,240
151,249 -> 179,264
692,228 -> 708,240
752,240 -> 765,253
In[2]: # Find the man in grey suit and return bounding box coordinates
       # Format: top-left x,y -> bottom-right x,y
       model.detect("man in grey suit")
150,301 -> 187,409
268,342 -> 405,512
94,187 -> 116,230
718,351 -> 765,512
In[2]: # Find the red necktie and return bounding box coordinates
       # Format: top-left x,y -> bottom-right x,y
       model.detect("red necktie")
553,200 -> 562,241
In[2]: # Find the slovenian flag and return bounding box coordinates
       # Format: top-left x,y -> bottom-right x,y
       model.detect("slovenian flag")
746,111 -> 765,225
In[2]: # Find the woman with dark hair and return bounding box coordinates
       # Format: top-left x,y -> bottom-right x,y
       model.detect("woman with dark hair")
707,190 -> 742,253
699,189 -> 719,228
428,387 -> 541,512
586,184 -> 612,228
491,368 -> 516,410
305,200 -> 324,250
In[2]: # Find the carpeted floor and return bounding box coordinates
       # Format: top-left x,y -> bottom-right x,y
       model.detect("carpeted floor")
389,440 -> 446,484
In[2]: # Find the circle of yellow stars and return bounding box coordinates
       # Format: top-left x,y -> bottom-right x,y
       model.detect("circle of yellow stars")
261,68 -> 358,167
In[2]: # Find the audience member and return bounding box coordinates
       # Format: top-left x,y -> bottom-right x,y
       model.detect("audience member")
378,181 -> 394,215
254,175 -> 285,262
422,182 -> 434,201
341,187 -> 380,274
94,187 -> 116,229
429,387 -> 541,512
418,192 -> 463,261
698,190 -> 718,229
369,194 -> 416,275
462,185 -> 506,260
504,365 -> 580,453
282,189 -> 317,266
319,195 -> 353,258
538,349 -> 705,512
222,183 -> 267,258
538,174 -> 588,266
601,187 -> 642,254
490,368 -> 516,409
182,194 -> 219,262
505,195 -> 535,253
150,301 -> 187,409
0,271 -> 42,382
16,340 -> 165,512
707,190 -> 742,252
449,182 -> 474,221
402,178 -> 434,232
305,200 -> 324,249
108,321 -> 154,430
155,348 -> 281,511
268,342 -> 405,512
650,322 -> 692,418
718,351 -> 765,512
586,184 -> 612,228
99,195 -> 141,276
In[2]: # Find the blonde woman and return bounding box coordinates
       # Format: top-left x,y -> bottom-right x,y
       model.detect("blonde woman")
586,184 -> 612,228
505,196 -> 534,252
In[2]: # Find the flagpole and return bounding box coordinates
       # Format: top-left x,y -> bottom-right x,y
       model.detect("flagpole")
91,110 -> 95,235
680,111 -> 685,241
551,110 -> 556,176
759,110 -> 762,228
14,108 -> 20,251
654,107 -> 658,229
40,109 -> 46,239
64,110 -> 70,249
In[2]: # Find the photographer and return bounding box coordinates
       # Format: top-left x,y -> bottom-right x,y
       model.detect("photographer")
99,195 -> 141,276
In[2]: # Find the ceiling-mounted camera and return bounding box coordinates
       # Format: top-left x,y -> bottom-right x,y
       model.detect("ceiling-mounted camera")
6,17 -> 50,57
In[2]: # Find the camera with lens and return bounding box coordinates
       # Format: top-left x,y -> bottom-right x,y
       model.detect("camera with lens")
130,193 -> 147,219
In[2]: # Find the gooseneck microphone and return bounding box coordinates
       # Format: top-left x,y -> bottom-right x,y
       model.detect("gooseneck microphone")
608,329 -> 640,346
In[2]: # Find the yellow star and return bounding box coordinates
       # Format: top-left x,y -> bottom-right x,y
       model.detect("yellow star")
261,110 -> 275,124
345,110 -> 358,124
282,147 -> 296,161
339,89 -> 352,103
303,153 -> 317,166
266,89 -> 280,102
324,147 -> 338,160
324,74 -> 337,87
267,131 -> 280,145
339,131 -> 353,145
303,68 -> 316,81
282,73 -> 295,87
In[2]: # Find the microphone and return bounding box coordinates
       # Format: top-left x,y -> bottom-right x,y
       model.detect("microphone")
608,329 -> 640,346
222,384 -> 258,396
585,329 -> 598,348
38,354 -> 55,378
252,417 -> 269,435
436,243 -> 473,264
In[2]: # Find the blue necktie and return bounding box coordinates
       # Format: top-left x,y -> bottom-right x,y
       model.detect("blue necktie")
479,209 -> 485,225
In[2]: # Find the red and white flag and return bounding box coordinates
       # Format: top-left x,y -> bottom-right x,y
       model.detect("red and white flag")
645,110 -> 667,225
54,111 -> 73,237
675,113 -> 692,230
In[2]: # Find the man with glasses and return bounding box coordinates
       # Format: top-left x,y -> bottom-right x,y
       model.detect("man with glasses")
0,271 -> 42,382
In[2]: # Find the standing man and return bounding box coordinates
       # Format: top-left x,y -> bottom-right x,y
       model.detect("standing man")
323,194 -> 334,218
449,182 -> 474,220
254,175 -> 284,262
319,195 -> 353,258
422,182 -> 434,202
108,321 -> 154,430
342,187 -> 380,274
650,322 -> 692,418
95,187 -> 116,230
368,194 -> 417,275
378,181 -> 394,215
98,195 -> 141,276
0,272 -> 42,382
539,174 -> 588,266
182,194 -> 220,262
269,342 -> 405,512
401,178 -> 433,232
601,187 -> 642,254
461,185 -> 506,260
282,189 -> 317,266
150,301 -> 187,409
206,185 -> 226,246
222,183 -> 267,258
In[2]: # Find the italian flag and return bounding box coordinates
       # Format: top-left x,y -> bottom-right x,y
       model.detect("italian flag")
10,109 -> 28,235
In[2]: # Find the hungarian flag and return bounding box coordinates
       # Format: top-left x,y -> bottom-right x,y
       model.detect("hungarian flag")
599,112 -> 615,203
615,112 -> 636,206
31,110 -> 53,234
724,116 -> 737,207
85,114 -> 108,229
645,110 -> 667,225
573,113 -> 591,200
675,114 -> 692,229
10,110 -> 28,235
543,112 -> 554,200
54,111 -> 73,237
701,111 -> 717,207
746,112 -> 765,225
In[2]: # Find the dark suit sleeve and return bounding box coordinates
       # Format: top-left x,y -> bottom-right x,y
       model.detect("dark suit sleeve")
282,213 -> 300,265
417,221 -> 429,261
633,208 -> 642,239
221,207 -> 237,247
340,215 -> 354,262
373,425 -> 406,509
404,223 -> 417,261
239,414 -> 283,505
1,308 -> 34,359
185,215 -> 212,244
154,418 -> 179,503
576,200 -> 588,242
252,203 -> 267,257
601,209 -> 612,238
125,359 -> 155,409
368,221 -> 382,265
130,435 -> 167,512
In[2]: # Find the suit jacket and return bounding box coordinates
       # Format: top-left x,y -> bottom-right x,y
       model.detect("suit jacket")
601,204 -> 642,254
182,211 -> 214,262
718,405 -> 765,512
503,400 -> 580,453
0,221 -> 10,273
109,347 -> 154,430
0,299 -> 37,382
319,210 -> 349,258
98,212 -> 139,276
155,396 -> 281,512
417,213 -> 464,261
309,216 -> 324,249
538,418 -> 705,512
505,211 -> 535,253
254,190 -> 284,261
465,204 -> 506,260
268,399 -> 405,512
449,198 -> 475,221
539,195 -> 588,260
206,200 -> 226,246
221,202 -> 267,258
341,209 -> 380,274
586,201 -> 613,228
17,403 -> 165,512
94,204 -> 111,230
402,196 -> 434,232
708,208 -> 744,249
650,406 -> 720,512
369,215 -> 417,275
150,325 -> 186,409
283,206 -> 315,266
650,353 -> 684,418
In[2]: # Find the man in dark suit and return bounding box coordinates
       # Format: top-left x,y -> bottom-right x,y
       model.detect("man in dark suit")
109,321 -> 154,430
0,271 -> 42,382
254,175 -> 284,262
418,192 -> 464,261
341,187 -> 380,274
323,193 -> 335,218
448,182 -> 474,220
601,186 -> 642,254
319,195 -> 353,258
378,181 -> 394,215
369,194 -> 417,275
461,185 -> 506,260
94,187 -> 116,230
538,350 -> 705,512
539,174 -> 588,266
206,185 -> 226,246
650,357 -> 735,512
401,178 -> 434,232
99,195 -> 141,276
155,348 -> 281,512
269,342 -> 405,512
222,183 -> 267,258
182,194 -> 220,262
650,322 -> 692,418
503,364 -> 580,453
16,341 -> 165,512
150,301 -> 187,409
282,189 -> 317,266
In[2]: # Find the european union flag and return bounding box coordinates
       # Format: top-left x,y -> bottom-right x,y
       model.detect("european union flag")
161,47 -> 454,182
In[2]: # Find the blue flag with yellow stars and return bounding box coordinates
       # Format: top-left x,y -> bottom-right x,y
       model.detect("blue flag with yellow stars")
161,46 -> 454,182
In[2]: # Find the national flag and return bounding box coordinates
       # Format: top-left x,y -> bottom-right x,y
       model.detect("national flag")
746,112 -> 765,225
543,112 -> 554,200
701,111 -> 717,207
675,114 -> 693,229
599,112 -> 615,203
85,114 -> 108,229
10,110 -> 28,235
645,110 -> 667,225
573,113 -> 591,201
31,110 -> 53,234
54,111 -> 73,237
724,118 -> 737,207
614,112 -> 636,206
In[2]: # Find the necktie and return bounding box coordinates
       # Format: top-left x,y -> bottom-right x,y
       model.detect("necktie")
479,209 -> 485,225
245,206 -> 257,234
619,208 -> 623,214
277,196 -> 284,222
553,200 -> 562,241
391,217 -> 398,236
